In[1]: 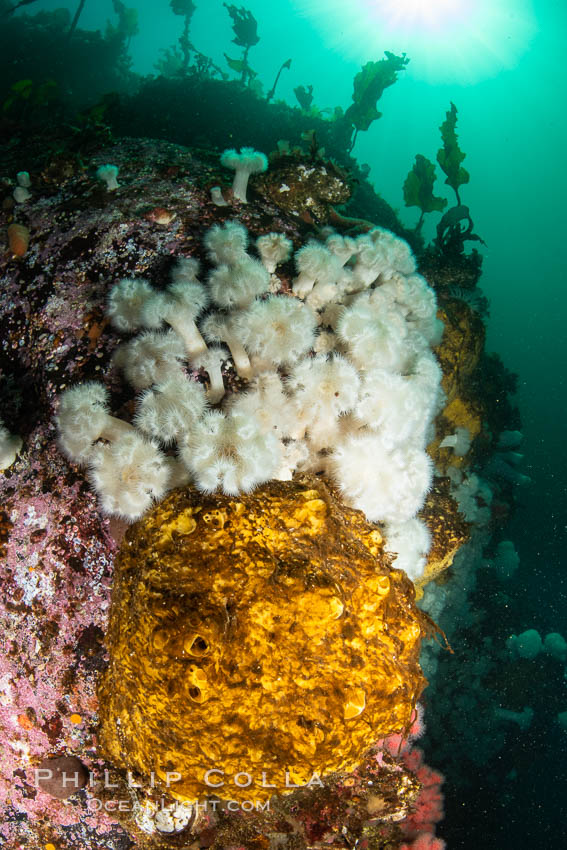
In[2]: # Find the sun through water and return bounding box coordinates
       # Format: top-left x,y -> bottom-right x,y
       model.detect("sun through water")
292,0 -> 537,83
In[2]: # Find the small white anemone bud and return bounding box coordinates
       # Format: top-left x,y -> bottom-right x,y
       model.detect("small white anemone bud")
0,419 -> 22,469
13,186 -> 31,204
88,431 -> 170,521
256,232 -> 293,274
113,330 -> 186,390
383,518 -> 432,582
204,220 -> 248,265
210,186 -> 229,206
235,295 -> 317,368
142,280 -> 209,359
220,147 -> 268,203
13,171 -> 31,204
134,375 -> 208,444
96,163 -> 120,191
55,382 -> 135,464
107,278 -> 154,332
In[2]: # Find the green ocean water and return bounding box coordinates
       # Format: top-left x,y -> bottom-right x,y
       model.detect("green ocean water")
3,1 -> 566,847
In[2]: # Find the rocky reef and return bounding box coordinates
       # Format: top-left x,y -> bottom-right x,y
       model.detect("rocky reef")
0,136 -> 499,849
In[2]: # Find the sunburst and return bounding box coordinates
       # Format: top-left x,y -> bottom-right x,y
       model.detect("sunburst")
292,0 -> 537,83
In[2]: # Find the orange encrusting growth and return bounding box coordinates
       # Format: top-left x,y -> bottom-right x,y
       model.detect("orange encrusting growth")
7,223 -> 30,258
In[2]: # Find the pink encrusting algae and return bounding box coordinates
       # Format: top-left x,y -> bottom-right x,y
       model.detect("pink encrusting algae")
0,426 -> 120,842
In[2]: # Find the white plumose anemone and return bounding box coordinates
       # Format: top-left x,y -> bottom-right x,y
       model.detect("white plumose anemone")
208,256 -> 270,309
56,382 -> 135,464
88,432 -> 170,521
286,354 -> 360,445
134,375 -> 207,444
293,241 -> 341,298
337,296 -> 410,373
219,149 -> 268,203
329,433 -> 433,524
204,220 -> 249,264
182,409 -> 281,494
229,372 -> 293,438
201,313 -> 252,379
113,330 -> 186,390
141,280 -> 209,359
256,232 -> 293,273
107,278 -> 154,332
236,296 -> 317,368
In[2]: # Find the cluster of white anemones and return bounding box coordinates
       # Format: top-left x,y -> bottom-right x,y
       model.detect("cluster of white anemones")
56,220 -> 445,579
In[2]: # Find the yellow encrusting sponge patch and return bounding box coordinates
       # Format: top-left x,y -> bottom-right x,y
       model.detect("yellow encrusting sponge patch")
98,474 -> 427,802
